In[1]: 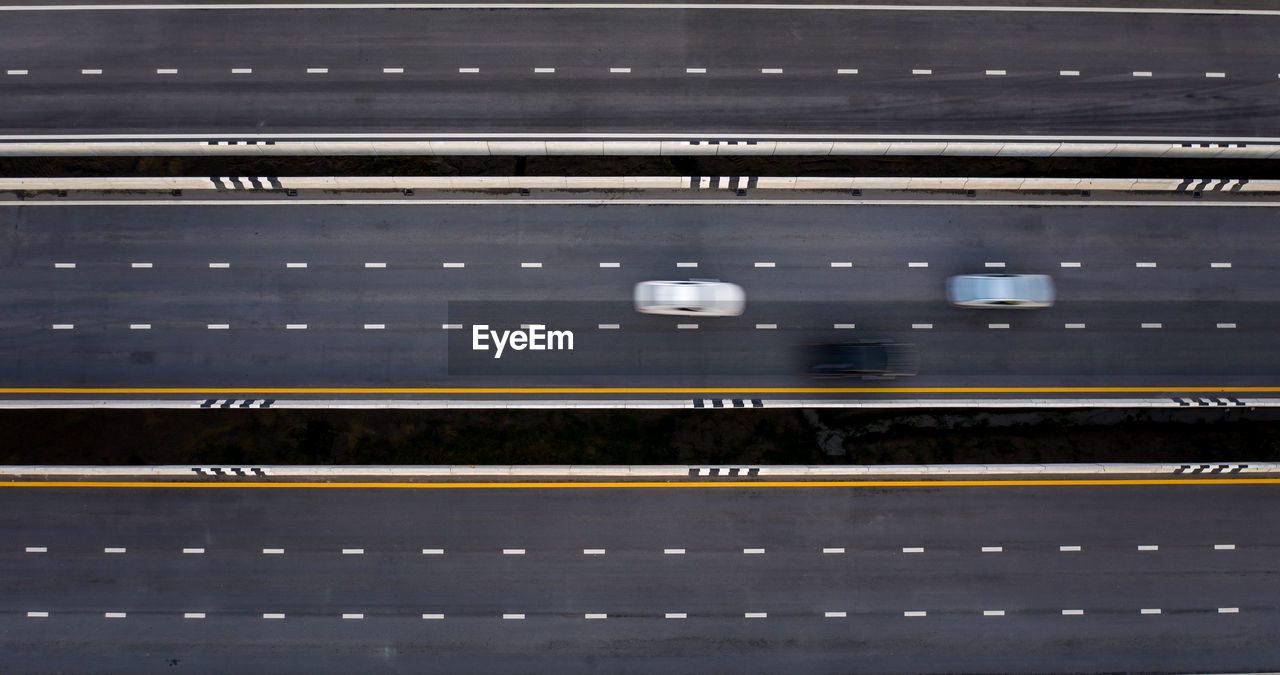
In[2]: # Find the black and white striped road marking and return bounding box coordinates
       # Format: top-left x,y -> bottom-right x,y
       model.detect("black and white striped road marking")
689,467 -> 762,477
1175,178 -> 1249,192
692,398 -> 764,408
688,175 -> 759,190
191,467 -> 269,476
1174,464 -> 1248,474
209,176 -> 285,190
1172,397 -> 1246,407
199,399 -> 275,408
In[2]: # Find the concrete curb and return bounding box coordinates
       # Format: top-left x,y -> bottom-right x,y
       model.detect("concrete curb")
3,176 -> 1277,193
0,462 -> 1274,478
0,140 -> 1278,159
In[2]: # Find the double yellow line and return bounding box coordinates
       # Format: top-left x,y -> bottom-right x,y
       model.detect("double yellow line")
1,478 -> 1278,488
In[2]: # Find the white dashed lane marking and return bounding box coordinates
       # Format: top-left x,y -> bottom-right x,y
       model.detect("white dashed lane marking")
342,548 -> 364,555
207,324 -> 229,330
583,549 -> 606,555
262,548 -> 284,555
52,324 -> 74,330
984,610 -> 1006,616
503,548 -> 526,555
745,612 -> 768,619
104,547 -> 126,554
1219,607 -> 1240,613
686,67 -> 707,74
306,68 -> 328,74
912,323 -> 933,330
610,67 -> 630,73
1215,544 -> 1236,550
981,546 -> 1003,553
1060,261 -> 1081,267
286,324 -> 307,330
830,262 -> 852,267
1065,323 -> 1086,329
836,69 -> 858,74
7,69 -> 29,75
1141,608 -> 1162,615
383,67 -> 404,74
365,262 -> 386,268
755,324 -> 777,329
27,611 -> 48,618
1133,71 -> 1152,77
834,323 -> 856,329
585,613 -> 607,619
183,548 -> 204,554
761,68 -> 783,74
232,68 -> 252,74
25,547 -> 46,553
521,262 -> 542,268
1060,70 -> 1080,76
664,548 -> 686,555
363,324 -> 385,330
1138,545 -> 1159,551
599,262 -> 620,268
904,611 -> 927,617
422,548 -> 445,555
823,547 -> 845,554
988,323 -> 1009,329
1060,545 -> 1082,552
503,613 -> 525,620
534,67 -> 555,73
1206,72 -> 1226,78
443,262 -> 465,268
342,613 -> 364,620
754,262 -> 775,268
908,261 -> 929,268
105,612 -> 126,619
912,69 -> 932,75
1136,262 -> 1157,268
209,262 -> 229,268
1141,322 -> 1162,329
902,547 -> 924,553
1062,609 -> 1085,615
263,613 -> 285,619
665,612 -> 687,619
184,612 -> 205,619
824,611 -> 847,618
984,261 -> 1005,268
985,70 -> 1006,76
286,262 -> 307,268
156,68 -> 177,75
82,69 -> 102,75
423,613 -> 445,619
743,548 -> 766,554
459,67 -> 479,73
1211,262 -> 1232,268
130,324 -> 151,330
676,262 -> 698,268
131,262 -> 152,268
54,262 -> 75,269
1218,323 -> 1237,328
442,324 -> 463,330
598,323 -> 620,330
677,324 -> 699,330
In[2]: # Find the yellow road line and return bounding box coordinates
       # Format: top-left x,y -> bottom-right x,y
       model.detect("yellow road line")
1,387 -> 1279,394
0,479 -> 1277,489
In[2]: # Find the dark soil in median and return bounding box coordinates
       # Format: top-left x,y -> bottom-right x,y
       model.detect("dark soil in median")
2,408 -> 1278,466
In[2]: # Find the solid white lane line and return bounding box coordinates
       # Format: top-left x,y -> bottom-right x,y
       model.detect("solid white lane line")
286,324 -> 307,330
54,262 -> 75,268
82,69 -> 102,75
610,67 -> 631,73
985,69 -> 1006,76
984,261 -> 1005,268
755,323 -> 777,329
664,548 -> 685,555
904,611 -> 927,617
981,546 -> 1003,552
1141,323 -> 1162,329
342,613 -> 364,619
184,612 -> 206,619
1211,262 -> 1232,268
422,613 -> 445,619
1136,261 -> 1157,268
984,610 -> 1005,616
365,262 -> 387,268
1206,72 -> 1226,78
745,612 -> 767,618
836,68 -> 858,74
443,262 -> 465,268
130,324 -> 151,330
503,548 -> 526,555
1141,608 -> 1161,614
1133,71 -> 1152,77
503,613 -> 525,620
231,68 -> 252,74
599,262 -> 621,268
833,323 -> 856,329
263,613 -> 285,619
156,68 -> 177,74
1215,544 -> 1236,550
823,547 -> 845,554
183,547 -> 204,554
912,69 -> 932,75
1060,261 -> 1081,267
286,262 -> 307,268
598,323 -> 620,329
27,611 -> 48,618
1065,323 -> 1086,329
306,67 -> 328,74
422,548 -> 445,555
743,548 -> 766,554
51,324 -> 74,330
761,68 -> 783,74
342,548 -> 364,555
104,547 -> 126,554
1219,607 -> 1240,613
521,262 -> 542,268
209,262 -> 230,268
825,611 -> 847,618
1060,545 -> 1081,552
459,67 -> 479,73
131,262 -> 152,268
754,261 -> 775,267
383,67 -> 404,74
665,612 -> 687,619
263,548 -> 284,554
830,262 -> 852,267
534,67 -> 555,73
363,324 -> 385,330
1217,323 -> 1237,328
585,613 -> 607,619
1138,545 -> 1159,551
25,546 -> 47,553
908,261 -> 928,267
442,324 -> 463,330
676,261 -> 698,267
902,547 -> 924,553
686,67 -> 707,74
105,612 -> 126,618
677,323 -> 699,329
988,323 -> 1009,329
912,323 -> 933,329
1060,70 -> 1080,76
1062,609 -> 1084,615
583,549 -> 606,555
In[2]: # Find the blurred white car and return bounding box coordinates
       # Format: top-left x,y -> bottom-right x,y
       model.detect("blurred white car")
947,274 -> 1055,308
633,279 -> 745,316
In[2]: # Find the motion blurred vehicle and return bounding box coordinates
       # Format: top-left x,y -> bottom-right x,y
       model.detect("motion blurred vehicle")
805,340 -> 919,378
633,279 -> 745,316
946,273 -> 1055,308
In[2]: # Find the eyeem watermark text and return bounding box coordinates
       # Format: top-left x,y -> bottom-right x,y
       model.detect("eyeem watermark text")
472,324 -> 575,359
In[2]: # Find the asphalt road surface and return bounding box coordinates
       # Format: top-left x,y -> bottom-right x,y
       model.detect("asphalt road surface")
2,4 -> 1280,138
0,479 -> 1276,673
1,199 -> 1277,399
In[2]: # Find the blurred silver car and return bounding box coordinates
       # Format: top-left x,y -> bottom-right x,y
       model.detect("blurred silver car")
633,279 -> 745,316
947,274 -> 1055,308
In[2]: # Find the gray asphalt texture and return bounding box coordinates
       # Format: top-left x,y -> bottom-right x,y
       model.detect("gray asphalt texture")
2,8 -> 1280,137
1,201 -> 1277,397
0,482 -> 1276,673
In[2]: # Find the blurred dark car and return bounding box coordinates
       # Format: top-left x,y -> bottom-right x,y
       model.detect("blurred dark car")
805,340 -> 919,378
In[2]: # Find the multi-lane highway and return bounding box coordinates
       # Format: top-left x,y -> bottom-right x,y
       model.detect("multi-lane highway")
0,197 -> 1277,401
3,2 -> 1280,139
1,474 -> 1277,673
